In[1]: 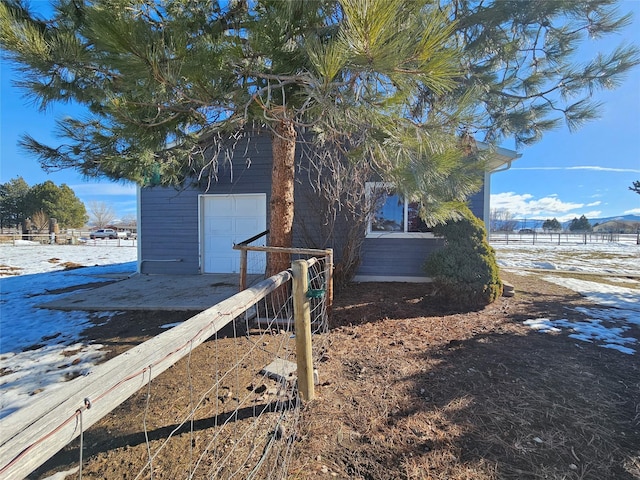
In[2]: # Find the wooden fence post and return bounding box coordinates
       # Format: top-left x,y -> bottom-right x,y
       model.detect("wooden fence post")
239,249 -> 248,291
292,260 -> 315,402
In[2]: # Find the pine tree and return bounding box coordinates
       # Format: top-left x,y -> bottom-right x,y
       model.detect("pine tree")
425,205 -> 502,306
0,176 -> 30,229
425,0 -> 640,146
2,0 -> 638,275
1,0 -> 470,274
26,181 -> 87,228
569,215 -> 592,232
1,177 -> 87,230
542,218 -> 562,232
630,181 -> 640,194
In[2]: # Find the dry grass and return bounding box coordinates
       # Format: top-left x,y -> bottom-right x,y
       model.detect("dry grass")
0,264 -> 23,276
28,271 -> 640,480
289,271 -> 640,479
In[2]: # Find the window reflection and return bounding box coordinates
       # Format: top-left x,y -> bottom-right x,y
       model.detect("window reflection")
372,191 -> 403,231
368,184 -> 431,234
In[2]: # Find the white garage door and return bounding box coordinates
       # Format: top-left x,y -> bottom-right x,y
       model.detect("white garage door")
201,194 -> 267,274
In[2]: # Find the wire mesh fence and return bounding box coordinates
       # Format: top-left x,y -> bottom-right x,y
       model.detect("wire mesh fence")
128,299 -> 301,480
233,232 -> 333,329
0,257 -> 331,479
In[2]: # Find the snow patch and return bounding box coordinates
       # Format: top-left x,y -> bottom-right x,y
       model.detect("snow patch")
0,245 -> 136,418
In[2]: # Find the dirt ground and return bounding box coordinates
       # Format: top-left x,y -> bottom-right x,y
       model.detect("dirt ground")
30,271 -> 640,479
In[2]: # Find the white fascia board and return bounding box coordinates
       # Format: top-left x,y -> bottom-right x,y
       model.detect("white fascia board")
476,141 -> 522,173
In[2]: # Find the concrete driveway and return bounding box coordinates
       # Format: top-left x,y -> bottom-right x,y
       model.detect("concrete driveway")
37,273 -> 263,311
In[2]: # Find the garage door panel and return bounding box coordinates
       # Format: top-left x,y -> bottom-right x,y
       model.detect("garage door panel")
214,197 -> 235,212
206,256 -> 236,273
208,218 -> 233,235
201,194 -> 266,274
207,235 -> 233,251
235,218 -> 265,238
235,197 -> 262,216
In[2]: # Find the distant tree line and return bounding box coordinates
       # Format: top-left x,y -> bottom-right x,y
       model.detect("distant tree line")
491,212 -> 640,234
490,210 -> 597,233
539,215 -> 593,232
0,176 -> 87,232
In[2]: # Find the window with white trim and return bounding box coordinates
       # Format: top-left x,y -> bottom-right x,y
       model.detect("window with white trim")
367,183 -> 432,235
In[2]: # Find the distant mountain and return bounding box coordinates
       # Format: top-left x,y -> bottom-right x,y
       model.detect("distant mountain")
513,214 -> 640,231
589,214 -> 640,225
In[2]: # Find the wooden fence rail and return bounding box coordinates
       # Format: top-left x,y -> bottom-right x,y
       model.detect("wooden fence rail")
0,265 -> 309,479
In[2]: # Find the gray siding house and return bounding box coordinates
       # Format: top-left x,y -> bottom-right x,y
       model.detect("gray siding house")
137,134 -> 520,281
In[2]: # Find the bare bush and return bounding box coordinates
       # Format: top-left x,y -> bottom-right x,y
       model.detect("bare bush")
490,208 -> 518,232
30,210 -> 49,233
297,138 -> 379,289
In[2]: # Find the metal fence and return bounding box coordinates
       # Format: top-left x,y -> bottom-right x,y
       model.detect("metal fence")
489,231 -> 639,246
0,233 -> 137,247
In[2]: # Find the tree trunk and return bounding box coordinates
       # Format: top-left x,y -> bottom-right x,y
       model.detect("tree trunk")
267,118 -> 297,277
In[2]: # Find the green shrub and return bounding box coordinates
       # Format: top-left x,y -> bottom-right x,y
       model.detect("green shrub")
424,206 -> 502,307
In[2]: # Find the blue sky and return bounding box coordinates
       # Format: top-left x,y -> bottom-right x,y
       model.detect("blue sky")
0,64 -> 139,218
491,1 -> 640,223
1,1 -> 640,222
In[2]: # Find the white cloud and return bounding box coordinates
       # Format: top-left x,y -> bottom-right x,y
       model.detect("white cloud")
566,166 -> 640,173
586,201 -> 602,207
512,166 -> 640,174
624,207 -> 640,215
581,210 -> 603,219
490,192 -> 524,212
491,192 -> 584,217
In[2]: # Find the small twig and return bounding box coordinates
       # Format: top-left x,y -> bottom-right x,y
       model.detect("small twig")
571,446 -> 581,463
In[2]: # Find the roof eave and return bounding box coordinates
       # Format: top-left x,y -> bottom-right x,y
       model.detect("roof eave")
476,141 -> 523,173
